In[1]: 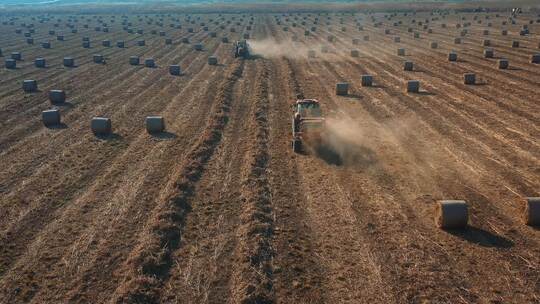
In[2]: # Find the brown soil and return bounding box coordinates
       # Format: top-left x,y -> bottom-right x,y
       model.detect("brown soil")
0,8 -> 539,304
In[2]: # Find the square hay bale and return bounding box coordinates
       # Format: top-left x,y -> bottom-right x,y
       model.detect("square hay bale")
49,90 -> 66,104
484,48 -> 494,58
117,41 -> 125,48
91,117 -> 112,135
531,54 -> 540,64
404,61 -> 414,71
57,35 -> 64,41
11,52 -> 22,61
523,197 -> 540,226
363,35 -> 370,41
42,109 -> 61,126
129,56 -> 140,65
210,32 -> 217,37
352,38 -> 359,45
145,116 -> 165,133
208,56 -> 218,65
512,40 -> 519,48
361,75 -> 373,87
501,29 -> 508,36
498,59 -> 509,69
464,73 -> 476,85
243,33 -> 250,39
327,35 -> 335,42
22,79 -> 38,92
304,30 -> 310,36
436,200 -> 468,229
351,49 -> 359,57
35,58 -> 46,68
194,43 -> 203,51
430,42 -> 438,49
137,40 -> 145,46
394,36 -> 400,43
82,41 -> 90,48
144,58 -> 155,68
63,57 -> 74,67
165,38 -> 172,45
93,54 -> 104,64
169,64 -> 181,75
397,48 -> 406,56
102,40 -> 111,47
221,37 -> 228,43
335,83 -> 349,96
407,80 -> 420,93
448,52 -> 457,62
483,30 -> 489,35
483,39 -> 491,46
414,32 -> 420,38
454,37 -> 461,44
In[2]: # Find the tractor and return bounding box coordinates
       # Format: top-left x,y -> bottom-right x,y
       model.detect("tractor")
292,97 -> 325,153
234,40 -> 251,58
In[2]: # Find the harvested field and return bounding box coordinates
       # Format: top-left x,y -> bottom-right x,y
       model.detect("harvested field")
0,6 -> 539,304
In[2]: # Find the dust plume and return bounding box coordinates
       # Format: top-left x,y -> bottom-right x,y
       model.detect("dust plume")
319,116 -> 377,167
249,38 -> 330,60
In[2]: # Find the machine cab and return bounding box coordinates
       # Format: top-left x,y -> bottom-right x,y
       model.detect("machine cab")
295,99 -> 322,118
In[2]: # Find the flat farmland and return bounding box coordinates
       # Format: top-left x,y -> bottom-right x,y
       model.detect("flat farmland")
0,8 -> 539,304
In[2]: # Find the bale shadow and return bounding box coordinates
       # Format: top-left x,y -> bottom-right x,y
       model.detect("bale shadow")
55,101 -> 74,108
46,122 -> 68,129
372,84 -> 386,89
508,67 -> 522,71
345,93 -> 364,101
446,226 -> 514,248
94,133 -> 122,140
417,91 -> 436,96
150,131 -> 177,140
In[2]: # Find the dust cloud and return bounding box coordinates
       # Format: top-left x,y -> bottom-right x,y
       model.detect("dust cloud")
319,116 -> 377,167
249,38 -> 331,60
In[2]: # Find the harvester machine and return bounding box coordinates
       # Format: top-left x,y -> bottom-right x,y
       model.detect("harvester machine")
292,97 -> 325,153
234,39 -> 251,58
